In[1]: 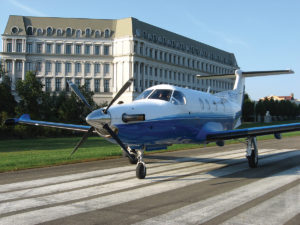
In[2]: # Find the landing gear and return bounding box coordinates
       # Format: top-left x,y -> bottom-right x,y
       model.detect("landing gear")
135,148 -> 147,179
136,162 -> 147,179
246,137 -> 258,168
127,149 -> 138,164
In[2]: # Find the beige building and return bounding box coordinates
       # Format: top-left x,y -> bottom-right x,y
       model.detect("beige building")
1,15 -> 238,104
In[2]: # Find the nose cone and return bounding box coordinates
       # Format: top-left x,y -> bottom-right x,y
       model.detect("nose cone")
86,108 -> 111,128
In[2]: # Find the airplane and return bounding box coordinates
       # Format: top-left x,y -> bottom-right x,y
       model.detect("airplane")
5,69 -> 300,179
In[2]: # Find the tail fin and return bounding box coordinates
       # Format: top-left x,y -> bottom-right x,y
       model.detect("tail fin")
196,69 -> 294,105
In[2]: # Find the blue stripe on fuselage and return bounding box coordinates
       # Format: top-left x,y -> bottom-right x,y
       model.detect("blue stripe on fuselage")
115,114 -> 234,146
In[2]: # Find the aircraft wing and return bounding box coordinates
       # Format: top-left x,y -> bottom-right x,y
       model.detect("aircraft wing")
206,123 -> 300,141
5,114 -> 91,132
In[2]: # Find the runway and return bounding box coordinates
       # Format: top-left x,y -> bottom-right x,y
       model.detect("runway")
0,137 -> 299,225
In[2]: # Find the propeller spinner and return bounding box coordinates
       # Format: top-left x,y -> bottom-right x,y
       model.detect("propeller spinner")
67,79 -> 135,161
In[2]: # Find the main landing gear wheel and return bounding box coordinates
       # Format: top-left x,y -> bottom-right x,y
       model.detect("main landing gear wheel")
136,162 -> 147,179
135,148 -> 147,179
246,137 -> 258,168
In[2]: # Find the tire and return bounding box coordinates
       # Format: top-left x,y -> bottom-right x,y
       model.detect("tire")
136,163 -> 147,179
247,150 -> 258,168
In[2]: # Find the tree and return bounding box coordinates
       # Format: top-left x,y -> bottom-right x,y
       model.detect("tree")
242,93 -> 255,122
0,66 -> 17,116
15,71 -> 44,119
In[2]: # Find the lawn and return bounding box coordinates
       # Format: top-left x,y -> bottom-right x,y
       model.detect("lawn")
0,120 -> 299,172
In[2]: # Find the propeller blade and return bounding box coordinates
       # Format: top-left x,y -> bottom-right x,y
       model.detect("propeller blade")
103,78 -> 134,114
68,81 -> 93,111
103,123 -> 135,161
70,127 -> 94,157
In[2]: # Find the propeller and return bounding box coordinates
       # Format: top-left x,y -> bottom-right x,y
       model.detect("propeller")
103,78 -> 134,114
70,127 -> 94,157
68,78 -> 135,160
68,81 -> 93,111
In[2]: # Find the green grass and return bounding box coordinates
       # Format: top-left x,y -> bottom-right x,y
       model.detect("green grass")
0,120 -> 299,172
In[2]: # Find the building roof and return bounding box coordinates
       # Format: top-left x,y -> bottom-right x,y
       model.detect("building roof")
3,15 -> 237,67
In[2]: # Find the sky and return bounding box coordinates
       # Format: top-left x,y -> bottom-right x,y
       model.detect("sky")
0,0 -> 299,100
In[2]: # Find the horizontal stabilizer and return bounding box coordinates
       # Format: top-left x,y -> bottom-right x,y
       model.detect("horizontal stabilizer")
196,69 -> 294,79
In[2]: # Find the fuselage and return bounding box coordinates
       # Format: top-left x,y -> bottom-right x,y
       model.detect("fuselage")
86,84 -> 242,150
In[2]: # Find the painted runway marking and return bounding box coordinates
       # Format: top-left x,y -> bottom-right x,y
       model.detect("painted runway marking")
0,148 -> 298,225
136,166 -> 300,225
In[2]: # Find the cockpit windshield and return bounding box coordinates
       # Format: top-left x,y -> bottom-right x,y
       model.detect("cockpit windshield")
135,89 -> 153,100
135,89 -> 186,104
148,89 -> 173,102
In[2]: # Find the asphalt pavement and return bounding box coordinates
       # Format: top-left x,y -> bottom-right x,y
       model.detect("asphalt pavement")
0,137 -> 299,225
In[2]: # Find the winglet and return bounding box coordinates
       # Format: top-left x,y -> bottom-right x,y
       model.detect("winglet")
19,114 -> 31,121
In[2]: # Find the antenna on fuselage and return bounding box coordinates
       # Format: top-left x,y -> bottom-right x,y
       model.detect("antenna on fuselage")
207,86 -> 211,93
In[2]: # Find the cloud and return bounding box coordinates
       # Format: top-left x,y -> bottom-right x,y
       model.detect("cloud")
9,0 -> 47,17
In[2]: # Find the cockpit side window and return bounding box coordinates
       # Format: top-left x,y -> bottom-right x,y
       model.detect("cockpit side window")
135,89 -> 153,100
148,89 -> 172,102
171,90 -> 186,105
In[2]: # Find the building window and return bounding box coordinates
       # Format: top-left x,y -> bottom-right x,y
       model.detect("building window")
16,61 -> 22,72
66,44 -> 72,54
47,27 -> 53,36
37,28 -> 43,36
85,79 -> 91,91
36,61 -> 42,72
104,63 -> 110,74
37,43 -> 43,53
55,62 -> 61,73
104,79 -> 110,92
76,30 -> 81,38
16,42 -> 22,52
104,29 -> 110,38
26,26 -> 33,35
85,28 -> 91,37
75,78 -> 81,87
75,45 -> 81,54
85,63 -> 90,73
26,62 -> 33,72
66,62 -> 72,73
85,45 -> 91,54
56,44 -> 61,54
55,78 -> 61,91
103,45 -> 110,55
66,28 -> 72,37
95,45 -> 100,55
6,61 -> 12,72
95,63 -> 100,73
46,44 -> 52,54
94,79 -> 100,92
95,30 -> 101,38
6,43 -> 12,52
46,62 -> 51,73
26,43 -> 32,53
75,63 -> 81,74
57,29 -> 62,36
46,78 -> 51,92
149,67 -> 153,76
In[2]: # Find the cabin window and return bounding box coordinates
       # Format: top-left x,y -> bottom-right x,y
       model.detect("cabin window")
171,91 -> 186,105
148,89 -> 172,102
135,89 -> 153,100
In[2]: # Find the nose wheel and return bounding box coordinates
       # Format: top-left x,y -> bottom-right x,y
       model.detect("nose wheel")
136,149 -> 147,179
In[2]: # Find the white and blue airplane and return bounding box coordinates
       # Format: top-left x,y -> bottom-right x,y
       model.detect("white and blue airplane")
6,69 -> 300,179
